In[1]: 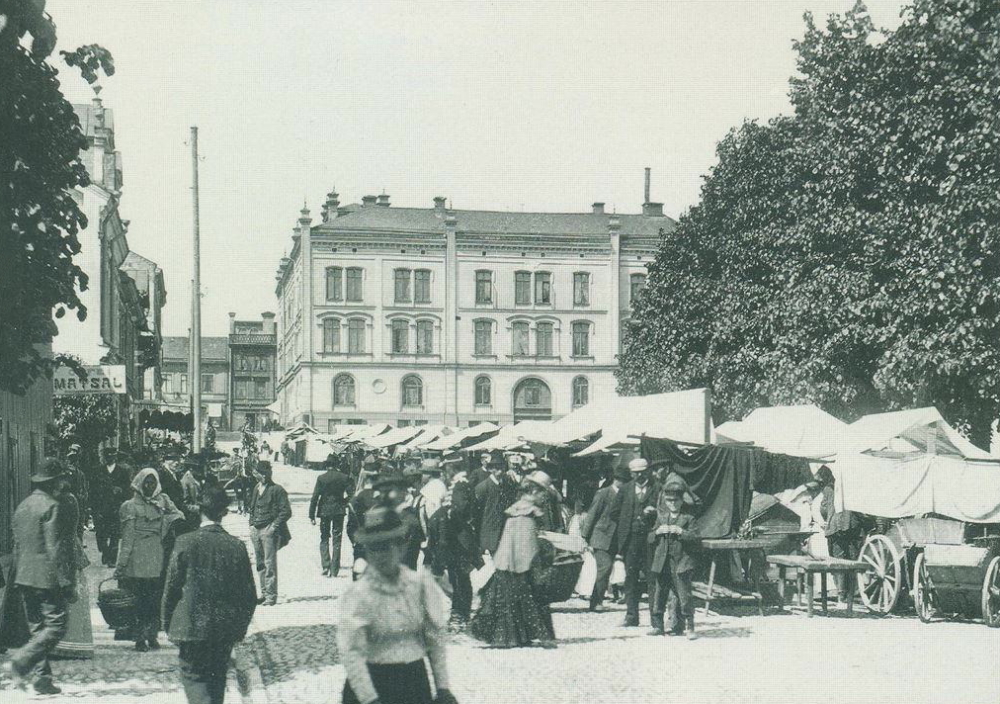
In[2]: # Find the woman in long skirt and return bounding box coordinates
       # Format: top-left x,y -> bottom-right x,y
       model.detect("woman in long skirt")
53,489 -> 93,659
470,472 -> 556,648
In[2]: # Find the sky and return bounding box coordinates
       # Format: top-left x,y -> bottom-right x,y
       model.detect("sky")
47,0 -> 907,337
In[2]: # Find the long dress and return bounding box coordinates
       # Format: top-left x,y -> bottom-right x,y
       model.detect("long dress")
53,495 -> 94,659
469,499 -> 555,647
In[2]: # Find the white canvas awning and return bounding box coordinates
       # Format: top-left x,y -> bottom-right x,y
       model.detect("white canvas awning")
844,407 -> 994,460
715,405 -> 848,458
465,421 -> 553,452
423,422 -> 499,451
363,426 -> 425,450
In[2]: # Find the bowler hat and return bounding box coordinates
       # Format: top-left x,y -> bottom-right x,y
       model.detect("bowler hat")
357,506 -> 407,545
628,458 -> 649,473
31,458 -> 67,483
613,465 -> 631,482
198,485 -> 231,516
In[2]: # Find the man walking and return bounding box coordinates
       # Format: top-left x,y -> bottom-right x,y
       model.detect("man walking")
2,459 -> 76,695
162,486 -> 257,704
473,455 -> 518,556
247,462 -> 291,605
581,465 -> 627,612
616,458 -> 659,626
91,446 -> 132,566
309,455 -> 351,577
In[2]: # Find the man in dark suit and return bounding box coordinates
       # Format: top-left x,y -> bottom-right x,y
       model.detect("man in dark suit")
162,486 -> 257,704
473,456 -> 518,556
649,473 -> 699,638
427,464 -> 482,627
91,446 -> 133,566
617,458 -> 660,626
309,455 -> 351,577
581,465 -> 627,612
468,452 -> 492,492
2,459 -> 76,695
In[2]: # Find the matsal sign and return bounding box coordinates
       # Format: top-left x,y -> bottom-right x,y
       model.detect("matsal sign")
53,365 -> 127,395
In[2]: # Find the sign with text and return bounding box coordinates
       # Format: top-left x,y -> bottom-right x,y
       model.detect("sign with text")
53,365 -> 127,396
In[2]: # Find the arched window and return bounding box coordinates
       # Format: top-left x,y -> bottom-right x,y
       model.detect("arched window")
572,376 -> 589,408
475,376 -> 492,406
513,378 -> 552,421
333,374 -> 356,407
402,374 -> 423,407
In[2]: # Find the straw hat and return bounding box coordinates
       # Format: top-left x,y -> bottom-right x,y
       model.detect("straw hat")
524,470 -> 552,491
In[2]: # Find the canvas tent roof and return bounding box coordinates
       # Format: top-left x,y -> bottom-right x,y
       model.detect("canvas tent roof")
399,425 -> 454,450
423,423 -> 499,451
844,407 -> 994,460
465,421 -> 553,452
715,405 -> 848,458
363,426 -> 425,450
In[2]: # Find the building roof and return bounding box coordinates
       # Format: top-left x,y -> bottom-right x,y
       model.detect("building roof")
162,336 -> 229,362
71,102 -> 115,138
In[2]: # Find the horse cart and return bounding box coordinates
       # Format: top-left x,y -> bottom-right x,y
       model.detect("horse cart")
912,534 -> 1000,626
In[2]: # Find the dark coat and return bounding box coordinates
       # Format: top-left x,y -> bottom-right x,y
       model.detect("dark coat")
161,523 -> 257,643
247,481 -> 292,549
90,462 -> 133,522
346,488 -> 377,560
309,469 -> 351,520
427,478 -> 482,574
12,489 -> 77,590
474,475 -> 518,554
616,480 -> 659,556
581,485 -> 622,552
649,511 -> 698,574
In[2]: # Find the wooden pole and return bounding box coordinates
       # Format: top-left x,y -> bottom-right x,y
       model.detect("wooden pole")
191,127 -> 202,453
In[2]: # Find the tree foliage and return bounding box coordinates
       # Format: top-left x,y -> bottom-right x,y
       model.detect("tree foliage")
0,2 -> 114,394
618,0 -> 1000,447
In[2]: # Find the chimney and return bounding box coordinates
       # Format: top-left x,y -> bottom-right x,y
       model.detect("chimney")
323,190 -> 340,222
433,196 -> 447,212
592,202 -> 605,215
642,202 -> 664,217
262,312 -> 276,335
228,312 -> 236,334
376,194 -> 390,207
362,195 -> 377,207
644,167 -> 651,205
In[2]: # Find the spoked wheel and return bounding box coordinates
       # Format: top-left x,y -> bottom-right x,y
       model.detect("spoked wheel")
981,557 -> 1000,628
913,553 -> 935,623
857,534 -> 903,615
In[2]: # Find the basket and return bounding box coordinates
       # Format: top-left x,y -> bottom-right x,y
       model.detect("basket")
97,578 -> 137,630
532,552 -> 584,604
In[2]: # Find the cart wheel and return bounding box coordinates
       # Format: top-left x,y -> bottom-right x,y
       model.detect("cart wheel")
913,553 -> 935,623
857,534 -> 903,615
981,557 -> 1000,628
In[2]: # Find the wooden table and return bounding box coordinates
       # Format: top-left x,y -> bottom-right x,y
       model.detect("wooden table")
766,554 -> 871,617
699,538 -> 775,616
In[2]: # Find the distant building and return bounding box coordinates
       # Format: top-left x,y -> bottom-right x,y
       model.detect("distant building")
274,176 -> 675,430
228,313 -> 278,431
161,336 -> 230,430
121,252 -> 167,402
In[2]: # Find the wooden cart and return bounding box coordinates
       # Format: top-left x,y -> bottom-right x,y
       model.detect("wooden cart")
912,535 -> 1000,627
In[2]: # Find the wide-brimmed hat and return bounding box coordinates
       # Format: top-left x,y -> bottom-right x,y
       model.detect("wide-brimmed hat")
524,470 -> 552,491
420,458 -> 442,475
613,465 -> 631,482
628,458 -> 649,473
441,452 -> 463,465
357,506 -> 407,545
32,458 -> 67,483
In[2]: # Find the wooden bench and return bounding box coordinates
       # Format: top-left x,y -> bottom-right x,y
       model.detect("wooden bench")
766,554 -> 871,617
699,538 -> 775,616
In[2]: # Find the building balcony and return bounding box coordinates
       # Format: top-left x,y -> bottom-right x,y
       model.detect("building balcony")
230,333 -> 276,346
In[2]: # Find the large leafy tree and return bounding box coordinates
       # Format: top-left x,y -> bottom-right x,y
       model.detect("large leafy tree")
618,0 -> 1000,447
0,0 -> 114,394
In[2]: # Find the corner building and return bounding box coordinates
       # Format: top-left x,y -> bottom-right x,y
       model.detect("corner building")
274,191 -> 675,430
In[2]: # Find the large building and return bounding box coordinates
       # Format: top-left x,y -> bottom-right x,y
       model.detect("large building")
161,336 -> 230,429
228,313 -> 278,431
274,178 -> 675,430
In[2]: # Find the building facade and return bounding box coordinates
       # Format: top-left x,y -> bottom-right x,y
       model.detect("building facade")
228,313 -> 278,431
274,185 -> 674,430
161,337 -> 231,430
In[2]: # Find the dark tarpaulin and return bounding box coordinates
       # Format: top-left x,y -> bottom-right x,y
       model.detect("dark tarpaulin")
640,438 -> 812,538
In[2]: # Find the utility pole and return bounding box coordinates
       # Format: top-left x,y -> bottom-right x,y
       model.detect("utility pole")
191,126 -> 202,453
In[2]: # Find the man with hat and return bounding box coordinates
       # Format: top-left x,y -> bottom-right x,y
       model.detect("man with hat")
247,462 -> 292,606
91,446 -> 133,566
418,458 -> 448,527
473,453 -> 518,556
309,454 -> 352,577
649,472 -> 699,638
180,454 -> 208,534
469,452 -> 492,491
616,457 -> 660,626
162,485 -> 257,704
581,464 -> 628,612
2,459 -> 77,695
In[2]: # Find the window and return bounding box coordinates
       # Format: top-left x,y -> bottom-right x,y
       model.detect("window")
402,375 -> 423,407
515,271 -> 531,306
391,319 -> 409,353
201,374 -> 213,393
573,376 -> 590,408
534,272 -> 551,305
235,379 -> 248,400
326,267 -> 343,301
346,267 -> 363,301
333,374 -> 356,406
415,270 -> 431,304
573,272 -> 590,307
348,319 -> 366,353
536,322 -> 553,356
416,320 -> 433,354
630,273 -> 647,304
236,355 -> 250,371
179,373 -> 188,394
322,318 -> 340,353
475,376 -> 491,405
254,357 -> 268,371
572,322 -> 591,356
474,320 -> 493,355
255,379 -> 268,399
512,321 -> 530,356
394,268 -> 411,303
475,270 -> 493,305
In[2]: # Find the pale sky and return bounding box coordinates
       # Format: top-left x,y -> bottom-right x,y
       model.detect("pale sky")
47,0 -> 907,337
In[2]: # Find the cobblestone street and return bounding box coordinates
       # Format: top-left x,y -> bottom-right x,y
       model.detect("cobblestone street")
3,465 -> 999,703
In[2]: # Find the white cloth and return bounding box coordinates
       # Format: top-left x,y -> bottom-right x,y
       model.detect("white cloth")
420,478 -> 448,522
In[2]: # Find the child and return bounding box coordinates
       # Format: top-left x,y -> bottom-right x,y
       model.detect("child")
649,473 -> 699,639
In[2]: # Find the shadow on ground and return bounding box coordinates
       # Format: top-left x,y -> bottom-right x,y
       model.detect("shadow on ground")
235,624 -> 341,687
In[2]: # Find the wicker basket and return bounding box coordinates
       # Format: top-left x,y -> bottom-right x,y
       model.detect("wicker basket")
97,578 -> 137,630
532,552 -> 584,604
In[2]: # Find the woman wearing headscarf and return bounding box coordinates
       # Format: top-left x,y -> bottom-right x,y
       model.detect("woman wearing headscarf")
336,506 -> 458,704
115,468 -> 185,651
469,471 -> 556,648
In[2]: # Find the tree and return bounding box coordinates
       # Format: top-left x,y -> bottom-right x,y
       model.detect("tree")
618,0 -> 1000,446
0,1 -> 114,394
